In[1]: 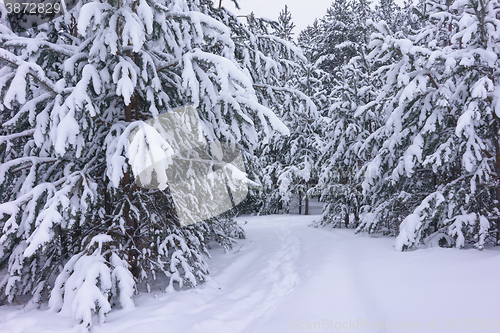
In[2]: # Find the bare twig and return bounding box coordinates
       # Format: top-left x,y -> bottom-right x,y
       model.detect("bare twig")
233,244 -> 243,254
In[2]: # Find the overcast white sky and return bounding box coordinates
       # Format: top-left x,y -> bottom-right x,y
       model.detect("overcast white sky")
217,0 -> 333,35
216,0 -> 407,36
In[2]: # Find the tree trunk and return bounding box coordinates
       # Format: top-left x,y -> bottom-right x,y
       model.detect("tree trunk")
124,95 -> 142,277
494,135 -> 500,245
493,119 -> 500,245
354,206 -> 359,228
305,181 -> 309,215
299,190 -> 302,215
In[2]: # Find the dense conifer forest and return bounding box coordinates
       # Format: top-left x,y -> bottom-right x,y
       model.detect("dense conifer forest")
1,0 -> 500,328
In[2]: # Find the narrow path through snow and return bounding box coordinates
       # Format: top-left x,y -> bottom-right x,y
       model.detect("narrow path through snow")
1,214 -> 499,333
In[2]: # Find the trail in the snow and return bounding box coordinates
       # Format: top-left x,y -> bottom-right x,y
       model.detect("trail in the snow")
1,214 -> 500,333
192,220 -> 302,333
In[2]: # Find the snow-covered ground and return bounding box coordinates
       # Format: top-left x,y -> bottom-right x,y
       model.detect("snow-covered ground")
1,214 -> 499,333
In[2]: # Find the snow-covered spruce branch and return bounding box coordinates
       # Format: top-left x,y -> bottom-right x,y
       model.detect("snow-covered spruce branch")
0,162 -> 96,219
254,34 -> 306,62
0,51 -> 58,96
8,158 -> 59,174
234,42 -> 279,67
152,6 -> 233,46
0,36 -> 75,58
0,129 -> 35,143
155,60 -> 180,73
0,157 -> 59,175
252,84 -> 316,107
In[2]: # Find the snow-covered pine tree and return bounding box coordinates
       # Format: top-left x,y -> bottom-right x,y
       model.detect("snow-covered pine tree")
0,0 -> 292,327
357,0 -> 500,250
375,0 -> 404,33
244,7 -> 323,215
303,0 -> 360,74
274,5 -> 296,42
272,62 -> 323,215
314,67 -> 363,227
297,19 -> 321,61
313,0 -> 378,228
355,0 -> 457,236
398,0 -> 428,35
396,0 -> 500,250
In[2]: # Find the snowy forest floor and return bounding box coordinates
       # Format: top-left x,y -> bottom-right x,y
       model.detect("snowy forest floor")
1,214 -> 500,333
